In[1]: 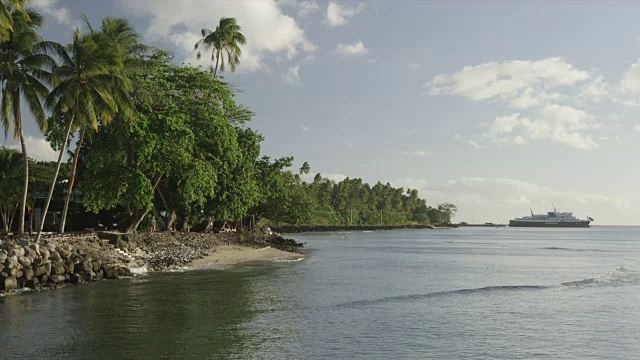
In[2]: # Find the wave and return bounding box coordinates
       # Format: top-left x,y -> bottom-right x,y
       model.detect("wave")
561,267 -> 639,287
272,257 -> 304,263
334,285 -> 549,309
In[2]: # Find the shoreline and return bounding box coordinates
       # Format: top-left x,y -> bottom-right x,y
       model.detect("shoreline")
0,231 -> 304,295
270,224 -> 452,233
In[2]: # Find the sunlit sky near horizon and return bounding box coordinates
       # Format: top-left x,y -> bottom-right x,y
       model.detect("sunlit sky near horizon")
6,0 -> 640,225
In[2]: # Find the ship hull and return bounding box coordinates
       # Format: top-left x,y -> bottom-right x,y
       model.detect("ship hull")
509,220 -> 590,228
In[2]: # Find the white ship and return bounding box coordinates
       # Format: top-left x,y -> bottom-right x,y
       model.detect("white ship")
509,208 -> 592,228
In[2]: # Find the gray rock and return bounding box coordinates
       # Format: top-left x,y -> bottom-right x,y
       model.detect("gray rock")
91,259 -> 102,273
50,262 -> 66,275
49,275 -> 65,283
8,247 -> 25,258
29,244 -> 40,256
0,251 -> 7,263
3,276 -> 17,291
17,256 -> 32,267
17,240 -> 30,247
37,274 -> 48,284
102,264 -> 131,279
63,260 -> 75,274
39,248 -> 50,260
58,249 -> 72,260
34,262 -> 51,277
74,259 -> 92,273
23,267 -> 34,281
4,255 -> 19,269
49,251 -> 62,262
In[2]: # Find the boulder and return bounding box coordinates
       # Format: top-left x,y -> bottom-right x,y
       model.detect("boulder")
23,267 -> 34,281
8,247 -> 25,258
49,275 -> 65,283
48,251 -> 62,262
63,260 -> 75,274
39,248 -> 50,260
37,274 -> 48,284
34,262 -> 51,277
4,255 -> 19,269
0,251 -> 7,263
102,264 -> 131,279
58,249 -> 72,260
91,259 -> 103,273
50,262 -> 66,276
17,256 -> 32,267
29,244 -> 40,256
3,276 -> 17,291
74,259 -> 93,273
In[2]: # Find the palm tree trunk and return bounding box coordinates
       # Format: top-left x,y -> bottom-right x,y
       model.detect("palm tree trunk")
59,125 -> 86,233
213,49 -> 220,78
35,114 -> 75,244
14,95 -> 27,235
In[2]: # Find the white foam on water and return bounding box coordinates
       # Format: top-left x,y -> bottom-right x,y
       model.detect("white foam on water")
272,257 -> 304,263
562,267 -> 639,287
130,265 -> 149,276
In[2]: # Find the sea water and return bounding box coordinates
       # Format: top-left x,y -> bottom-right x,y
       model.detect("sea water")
1,227 -> 639,359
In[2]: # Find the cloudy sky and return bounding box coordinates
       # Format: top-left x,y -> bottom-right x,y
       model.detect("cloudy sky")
6,0 -> 640,224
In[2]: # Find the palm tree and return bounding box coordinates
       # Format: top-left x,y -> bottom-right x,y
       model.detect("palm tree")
0,7 -> 57,234
194,17 -> 246,78
58,17 -> 148,233
35,28 -> 131,243
0,0 -> 27,42
299,161 -> 310,175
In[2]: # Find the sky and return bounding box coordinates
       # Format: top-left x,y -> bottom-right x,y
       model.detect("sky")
5,0 -> 640,225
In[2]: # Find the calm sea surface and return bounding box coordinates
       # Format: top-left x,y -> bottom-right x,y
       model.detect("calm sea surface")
2,227 -> 640,359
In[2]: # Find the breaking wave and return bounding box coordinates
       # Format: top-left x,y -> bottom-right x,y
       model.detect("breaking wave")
334,285 -> 548,309
561,267 -> 639,287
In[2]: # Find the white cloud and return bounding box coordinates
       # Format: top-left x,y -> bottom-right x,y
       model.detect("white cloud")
425,57 -> 590,103
484,106 -> 600,149
284,64 -> 301,84
424,177 -> 632,224
619,62 -> 640,92
454,134 -> 486,149
634,124 -> 640,132
6,136 -> 62,162
336,41 -> 369,56
392,178 -> 429,192
301,126 -> 311,132
116,0 -> 316,73
297,1 -> 320,17
408,62 -> 421,71
426,58 -> 614,150
325,1 -> 365,27
30,0 -> 71,25
401,150 -> 430,157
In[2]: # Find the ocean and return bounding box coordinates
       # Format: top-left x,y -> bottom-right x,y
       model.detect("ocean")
1,227 -> 639,359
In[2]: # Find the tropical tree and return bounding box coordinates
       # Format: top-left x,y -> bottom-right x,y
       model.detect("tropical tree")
0,7 -> 57,234
0,147 -> 22,232
58,17 -> 149,233
0,0 -> 26,43
194,17 -> 246,78
299,161 -> 310,175
35,28 -> 131,243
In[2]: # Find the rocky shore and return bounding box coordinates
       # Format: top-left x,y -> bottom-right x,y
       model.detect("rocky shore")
0,231 -> 303,295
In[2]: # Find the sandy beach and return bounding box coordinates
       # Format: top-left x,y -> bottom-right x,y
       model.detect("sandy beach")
189,245 -> 304,268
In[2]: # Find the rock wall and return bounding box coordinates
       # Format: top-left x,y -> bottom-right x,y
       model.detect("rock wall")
270,224 -> 437,233
1,235 -> 131,293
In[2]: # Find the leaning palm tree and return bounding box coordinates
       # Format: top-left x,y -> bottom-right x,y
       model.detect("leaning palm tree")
0,7 -> 57,234
35,28 -> 131,243
58,17 -> 148,233
194,17 -> 246,78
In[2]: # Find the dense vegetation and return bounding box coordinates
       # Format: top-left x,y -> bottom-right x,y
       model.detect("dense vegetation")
0,2 -> 456,235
